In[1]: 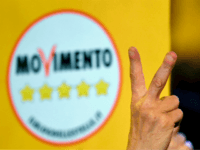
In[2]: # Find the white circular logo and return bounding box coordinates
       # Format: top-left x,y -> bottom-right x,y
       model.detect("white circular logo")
8,10 -> 122,145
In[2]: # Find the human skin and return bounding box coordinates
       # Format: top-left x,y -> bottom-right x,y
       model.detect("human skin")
168,128 -> 193,150
127,47 -> 183,150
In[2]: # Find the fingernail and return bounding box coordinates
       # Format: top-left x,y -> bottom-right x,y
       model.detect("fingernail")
169,51 -> 177,59
165,51 -> 177,64
129,47 -> 136,58
166,54 -> 174,62
129,50 -> 134,57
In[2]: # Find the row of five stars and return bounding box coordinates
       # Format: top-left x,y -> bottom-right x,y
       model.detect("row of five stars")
21,80 -> 109,101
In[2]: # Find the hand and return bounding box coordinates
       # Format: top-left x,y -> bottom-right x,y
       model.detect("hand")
168,128 -> 193,150
127,47 -> 183,150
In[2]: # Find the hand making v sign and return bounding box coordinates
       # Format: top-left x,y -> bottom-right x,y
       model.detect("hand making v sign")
127,47 -> 183,150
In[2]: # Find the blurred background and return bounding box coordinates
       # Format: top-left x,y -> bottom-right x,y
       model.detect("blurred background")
0,0 -> 200,149
171,0 -> 200,148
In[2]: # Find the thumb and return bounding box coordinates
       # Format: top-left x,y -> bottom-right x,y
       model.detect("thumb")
129,47 -> 147,100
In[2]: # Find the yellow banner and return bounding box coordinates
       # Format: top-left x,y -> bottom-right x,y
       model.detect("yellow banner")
0,0 -> 170,149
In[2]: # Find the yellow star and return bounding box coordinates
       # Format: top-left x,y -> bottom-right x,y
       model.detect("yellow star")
39,84 -> 53,100
57,83 -> 71,99
20,85 -> 34,101
76,81 -> 90,97
95,79 -> 109,95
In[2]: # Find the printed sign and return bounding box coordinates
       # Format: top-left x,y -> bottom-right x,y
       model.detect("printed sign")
8,10 -> 121,144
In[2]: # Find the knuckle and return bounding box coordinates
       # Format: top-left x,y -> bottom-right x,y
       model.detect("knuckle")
163,61 -> 172,69
140,102 -> 153,113
172,95 -> 180,107
153,77 -> 163,88
159,115 -> 172,127
177,109 -> 184,119
143,110 -> 158,122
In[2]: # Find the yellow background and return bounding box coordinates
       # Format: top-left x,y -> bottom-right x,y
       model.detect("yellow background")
0,0 -> 170,149
171,0 -> 200,59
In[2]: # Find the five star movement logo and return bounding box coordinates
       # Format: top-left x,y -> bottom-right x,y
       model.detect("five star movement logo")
8,10 -> 121,145
21,80 -> 109,101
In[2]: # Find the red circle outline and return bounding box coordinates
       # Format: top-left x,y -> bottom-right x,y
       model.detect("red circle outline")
7,9 -> 122,146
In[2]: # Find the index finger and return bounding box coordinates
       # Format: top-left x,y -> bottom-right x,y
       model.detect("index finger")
129,47 -> 147,99
148,51 -> 177,99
